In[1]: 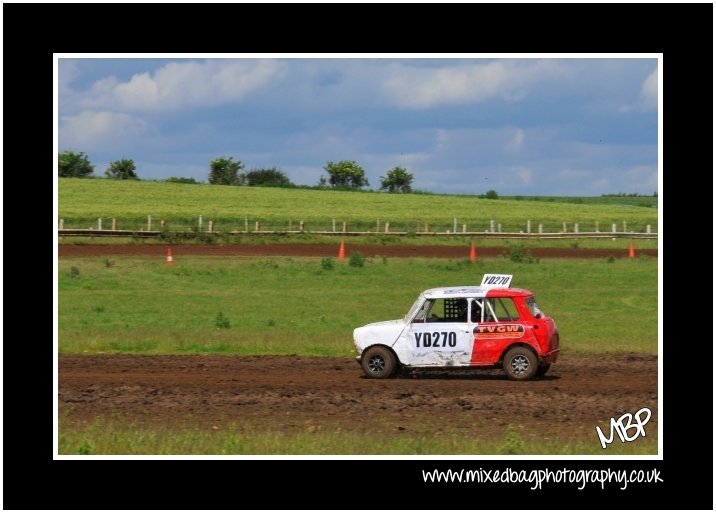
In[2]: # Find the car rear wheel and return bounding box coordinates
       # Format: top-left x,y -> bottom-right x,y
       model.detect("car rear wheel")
503,347 -> 538,380
361,346 -> 396,379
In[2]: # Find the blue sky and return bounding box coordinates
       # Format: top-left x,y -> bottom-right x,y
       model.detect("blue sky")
57,56 -> 659,196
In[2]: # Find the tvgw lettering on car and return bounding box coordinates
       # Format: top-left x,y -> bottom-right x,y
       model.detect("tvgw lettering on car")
353,274 -> 560,380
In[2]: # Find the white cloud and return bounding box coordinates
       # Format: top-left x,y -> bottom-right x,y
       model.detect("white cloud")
506,128 -> 525,152
60,110 -> 148,147
486,166 -> 532,191
557,169 -> 590,180
620,67 -> 658,112
435,128 -> 449,150
516,167 -> 532,185
58,59 -> 80,93
395,152 -> 430,166
282,165 -> 328,187
81,59 -> 283,112
382,60 -> 567,109
591,177 -> 610,190
638,68 -> 658,110
626,164 -> 658,190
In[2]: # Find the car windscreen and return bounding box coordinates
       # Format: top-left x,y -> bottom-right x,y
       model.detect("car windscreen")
525,297 -> 543,318
404,294 -> 426,322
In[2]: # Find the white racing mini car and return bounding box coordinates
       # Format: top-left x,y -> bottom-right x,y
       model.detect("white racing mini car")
353,274 -> 560,380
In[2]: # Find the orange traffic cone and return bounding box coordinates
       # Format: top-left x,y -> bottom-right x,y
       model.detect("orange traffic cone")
166,247 -> 174,266
469,241 -> 477,262
338,240 -> 346,261
628,240 -> 635,259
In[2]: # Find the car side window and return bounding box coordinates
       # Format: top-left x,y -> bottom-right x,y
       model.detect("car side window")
489,298 -> 519,321
423,298 -> 469,322
469,299 -> 482,323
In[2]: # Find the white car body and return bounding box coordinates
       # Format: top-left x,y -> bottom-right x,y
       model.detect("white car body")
353,287 -> 490,367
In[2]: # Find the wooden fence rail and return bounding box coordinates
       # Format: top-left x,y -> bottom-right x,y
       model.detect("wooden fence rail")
58,228 -> 657,239
59,216 -> 657,238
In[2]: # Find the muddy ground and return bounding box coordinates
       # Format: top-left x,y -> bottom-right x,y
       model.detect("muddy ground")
59,353 -> 658,444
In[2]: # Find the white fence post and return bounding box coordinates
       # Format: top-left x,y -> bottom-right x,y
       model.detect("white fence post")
59,219 -> 64,230
527,219 -> 531,234
490,220 -> 495,233
148,215 -> 152,231
112,218 -> 117,231
574,223 -> 579,233
98,218 -> 102,230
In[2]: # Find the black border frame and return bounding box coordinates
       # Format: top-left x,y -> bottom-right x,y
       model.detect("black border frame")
4,2 -> 711,510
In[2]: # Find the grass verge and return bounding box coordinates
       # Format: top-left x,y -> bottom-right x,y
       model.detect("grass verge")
59,417 -> 657,456
58,255 -> 658,355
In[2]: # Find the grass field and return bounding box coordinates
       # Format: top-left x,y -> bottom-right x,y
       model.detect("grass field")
502,194 -> 658,207
58,255 -> 658,356
58,417 -> 657,456
58,178 -> 659,234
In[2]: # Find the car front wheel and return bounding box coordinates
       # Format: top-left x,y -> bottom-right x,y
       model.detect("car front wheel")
361,346 -> 396,379
503,347 -> 538,380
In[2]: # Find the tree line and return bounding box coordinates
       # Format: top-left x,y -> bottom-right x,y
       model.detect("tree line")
58,151 -> 138,180
57,150 -> 415,192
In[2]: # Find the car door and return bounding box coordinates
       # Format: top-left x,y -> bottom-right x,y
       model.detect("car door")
470,297 -> 529,365
394,297 -> 475,367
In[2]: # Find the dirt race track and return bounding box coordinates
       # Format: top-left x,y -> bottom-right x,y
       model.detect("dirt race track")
58,243 -> 657,259
60,353 -> 658,446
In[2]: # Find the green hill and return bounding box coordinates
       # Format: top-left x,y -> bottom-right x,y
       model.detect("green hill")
58,178 -> 658,234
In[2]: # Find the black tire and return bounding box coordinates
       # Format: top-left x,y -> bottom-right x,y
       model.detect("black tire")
535,364 -> 551,378
361,346 -> 396,379
503,346 -> 538,380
